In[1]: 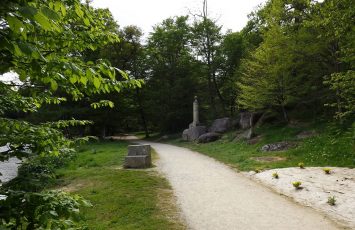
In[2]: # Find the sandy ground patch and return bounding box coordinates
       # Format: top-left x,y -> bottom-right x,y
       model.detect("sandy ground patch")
139,141 -> 342,230
244,167 -> 355,229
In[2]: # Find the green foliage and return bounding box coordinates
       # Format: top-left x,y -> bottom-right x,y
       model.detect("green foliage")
56,141 -> 185,229
298,162 -> 305,169
166,123 -> 354,171
0,190 -> 90,229
327,196 -> 336,206
272,172 -> 279,179
292,181 -> 302,189
322,168 -> 331,174
324,71 -> 355,120
0,0 -> 142,228
145,16 -> 200,131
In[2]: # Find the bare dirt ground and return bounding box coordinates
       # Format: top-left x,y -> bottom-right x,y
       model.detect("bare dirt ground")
244,167 -> 355,229
137,141 -> 344,230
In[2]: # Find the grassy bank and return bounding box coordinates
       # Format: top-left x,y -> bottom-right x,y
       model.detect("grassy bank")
55,141 -> 185,230
165,124 -> 354,171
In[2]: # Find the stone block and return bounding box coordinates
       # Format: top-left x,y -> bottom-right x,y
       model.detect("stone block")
124,155 -> 151,168
124,144 -> 152,169
128,144 -> 151,157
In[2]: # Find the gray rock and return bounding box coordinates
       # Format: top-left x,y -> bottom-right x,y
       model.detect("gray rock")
209,117 -> 233,133
261,141 -> 296,152
197,132 -> 222,143
234,128 -> 254,141
124,144 -> 152,168
182,129 -> 189,141
239,112 -> 253,129
182,126 -> 207,141
128,144 -> 151,157
296,130 -> 317,139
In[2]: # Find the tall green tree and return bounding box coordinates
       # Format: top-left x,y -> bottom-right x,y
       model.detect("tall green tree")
310,0 -> 355,120
145,16 -> 199,132
0,0 -> 141,228
192,0 -> 224,116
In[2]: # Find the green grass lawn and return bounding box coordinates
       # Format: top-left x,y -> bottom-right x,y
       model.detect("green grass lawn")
165,124 -> 354,171
55,141 -> 185,230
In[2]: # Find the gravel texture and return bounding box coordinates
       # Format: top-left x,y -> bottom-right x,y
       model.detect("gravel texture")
244,167 -> 355,229
139,141 -> 342,230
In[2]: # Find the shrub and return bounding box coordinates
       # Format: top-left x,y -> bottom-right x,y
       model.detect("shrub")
298,162 -> 305,169
272,172 -> 279,179
0,190 -> 91,229
327,196 -> 336,206
323,168 -> 332,174
292,181 -> 302,189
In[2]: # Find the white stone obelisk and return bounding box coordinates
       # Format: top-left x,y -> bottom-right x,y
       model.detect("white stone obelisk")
192,96 -> 199,127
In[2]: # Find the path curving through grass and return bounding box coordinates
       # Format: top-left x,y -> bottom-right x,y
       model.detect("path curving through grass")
139,141 -> 343,230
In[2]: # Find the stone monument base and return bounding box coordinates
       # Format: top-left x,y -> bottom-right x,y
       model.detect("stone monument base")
182,125 -> 207,141
124,144 -> 152,168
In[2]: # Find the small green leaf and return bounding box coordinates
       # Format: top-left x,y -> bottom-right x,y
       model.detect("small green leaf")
75,4 -> 84,18
13,44 -> 22,56
6,15 -> 24,34
80,76 -> 88,85
50,79 -> 58,91
54,1 -> 61,12
108,101 -> 114,108
17,41 -> 33,56
34,12 -> 52,31
83,18 -> 90,26
41,6 -> 60,21
19,6 -> 38,18
93,77 -> 101,89
69,76 -> 77,84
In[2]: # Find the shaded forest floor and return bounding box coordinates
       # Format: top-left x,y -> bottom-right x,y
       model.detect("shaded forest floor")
55,141 -> 185,230
158,123 -> 354,171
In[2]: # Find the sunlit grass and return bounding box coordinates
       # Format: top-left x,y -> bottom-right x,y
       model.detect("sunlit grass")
55,141 -> 185,230
166,124 -> 354,171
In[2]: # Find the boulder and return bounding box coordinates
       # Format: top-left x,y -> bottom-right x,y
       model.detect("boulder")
239,112 -> 253,129
182,129 -> 189,141
234,128 -> 254,141
197,132 -> 221,143
209,117 -> 233,133
261,141 -> 296,152
181,126 -> 207,141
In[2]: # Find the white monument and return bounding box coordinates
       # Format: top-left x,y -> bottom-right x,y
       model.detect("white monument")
183,96 -> 206,141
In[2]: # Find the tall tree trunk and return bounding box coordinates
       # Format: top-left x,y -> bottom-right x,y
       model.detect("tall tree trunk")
135,88 -> 149,138
212,71 -> 226,115
281,104 -> 289,123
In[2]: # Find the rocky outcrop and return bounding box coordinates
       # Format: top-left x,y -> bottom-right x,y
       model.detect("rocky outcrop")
234,128 -> 254,141
209,117 -> 233,133
182,126 -> 207,141
197,132 -> 222,143
261,141 -> 296,152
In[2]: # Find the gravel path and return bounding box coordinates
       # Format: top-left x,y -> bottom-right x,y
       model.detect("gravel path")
139,141 -> 342,230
